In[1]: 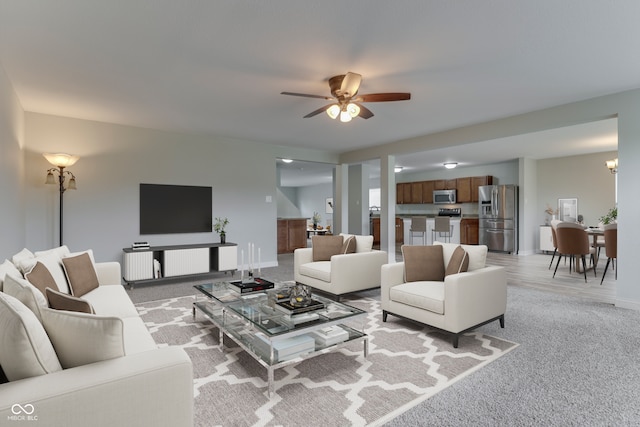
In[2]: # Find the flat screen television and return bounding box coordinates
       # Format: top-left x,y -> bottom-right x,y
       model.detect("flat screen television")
140,184 -> 212,234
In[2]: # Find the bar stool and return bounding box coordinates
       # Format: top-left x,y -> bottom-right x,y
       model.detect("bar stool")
433,216 -> 453,243
410,216 -> 427,245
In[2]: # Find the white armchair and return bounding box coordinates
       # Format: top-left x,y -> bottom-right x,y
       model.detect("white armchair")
381,242 -> 507,348
294,234 -> 387,300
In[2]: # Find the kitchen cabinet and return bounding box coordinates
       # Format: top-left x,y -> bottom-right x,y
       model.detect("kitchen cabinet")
471,176 -> 493,202
396,183 -> 404,204
371,217 -> 404,244
410,182 -> 423,203
434,179 -> 457,191
421,180 -> 434,203
277,218 -> 307,254
403,183 -> 412,204
460,218 -> 479,245
456,177 -> 472,203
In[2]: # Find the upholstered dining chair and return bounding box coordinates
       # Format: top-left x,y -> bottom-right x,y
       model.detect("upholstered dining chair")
410,216 -> 427,245
548,219 -> 562,269
553,222 -> 597,283
600,223 -> 617,285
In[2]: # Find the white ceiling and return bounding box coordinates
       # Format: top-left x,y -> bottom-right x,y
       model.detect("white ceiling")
0,1 -> 629,182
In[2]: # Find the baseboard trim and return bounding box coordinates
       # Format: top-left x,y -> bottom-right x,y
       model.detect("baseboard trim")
615,298 -> 640,311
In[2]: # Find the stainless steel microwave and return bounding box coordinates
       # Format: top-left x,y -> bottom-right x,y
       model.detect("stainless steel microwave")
433,189 -> 456,204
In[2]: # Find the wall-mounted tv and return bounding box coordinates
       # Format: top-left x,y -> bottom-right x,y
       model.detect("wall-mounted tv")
140,184 -> 212,234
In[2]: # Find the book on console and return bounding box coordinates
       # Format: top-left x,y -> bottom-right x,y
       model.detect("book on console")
228,278 -> 275,294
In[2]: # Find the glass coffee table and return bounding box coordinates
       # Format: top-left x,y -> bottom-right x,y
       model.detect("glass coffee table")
193,280 -> 368,396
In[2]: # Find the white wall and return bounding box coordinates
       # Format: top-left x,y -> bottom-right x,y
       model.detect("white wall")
0,63 -> 25,256
21,112 -> 335,267
297,182 -> 332,227
536,151 -> 617,227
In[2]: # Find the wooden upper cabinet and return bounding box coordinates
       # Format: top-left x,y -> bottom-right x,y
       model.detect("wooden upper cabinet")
410,182 -> 423,204
456,177 -> 472,203
433,180 -> 445,190
421,180 -> 435,204
403,183 -> 412,204
396,183 -> 404,204
471,176 -> 493,202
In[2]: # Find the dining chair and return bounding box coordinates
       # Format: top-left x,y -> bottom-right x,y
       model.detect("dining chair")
600,223 -> 617,285
409,216 -> 427,245
433,216 -> 453,243
553,222 -> 597,283
548,219 -> 562,269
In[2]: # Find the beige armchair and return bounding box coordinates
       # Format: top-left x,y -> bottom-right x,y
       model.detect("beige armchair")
294,234 -> 388,300
381,242 -> 507,348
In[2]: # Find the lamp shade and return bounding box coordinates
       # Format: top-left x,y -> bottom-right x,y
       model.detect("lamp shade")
43,153 -> 79,168
326,105 -> 340,119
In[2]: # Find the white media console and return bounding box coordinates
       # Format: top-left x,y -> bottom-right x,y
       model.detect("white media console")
122,242 -> 238,286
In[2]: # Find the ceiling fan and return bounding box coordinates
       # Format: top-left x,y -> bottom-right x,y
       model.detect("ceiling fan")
281,72 -> 411,122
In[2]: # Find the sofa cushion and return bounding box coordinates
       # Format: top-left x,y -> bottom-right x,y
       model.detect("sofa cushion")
402,245 -> 445,283
24,261 -> 59,296
62,252 -> 100,297
340,233 -> 374,253
0,292 -> 62,381
298,261 -> 332,283
3,273 -> 47,321
11,248 -> 35,270
46,287 -> 95,314
445,246 -> 469,277
389,281 -> 445,315
82,285 -> 140,318
0,259 -> 21,292
435,242 -> 488,271
312,235 -> 344,261
341,235 -> 356,254
16,252 -> 70,294
40,307 -> 125,369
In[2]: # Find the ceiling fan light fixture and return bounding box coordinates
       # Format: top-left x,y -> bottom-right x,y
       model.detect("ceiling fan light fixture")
347,103 -> 360,118
444,162 -> 458,169
339,110 -> 352,123
326,104 -> 340,119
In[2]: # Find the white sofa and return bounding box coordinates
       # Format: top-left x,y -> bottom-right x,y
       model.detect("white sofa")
0,248 -> 193,427
381,242 -> 507,348
294,234 -> 388,300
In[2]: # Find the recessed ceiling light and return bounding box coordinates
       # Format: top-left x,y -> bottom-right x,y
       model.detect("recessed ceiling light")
282,158 -> 293,163
444,162 -> 458,169
394,166 -> 403,173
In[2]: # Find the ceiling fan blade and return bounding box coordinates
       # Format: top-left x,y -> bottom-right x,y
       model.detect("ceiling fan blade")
357,92 -> 411,102
303,104 -> 333,118
340,72 -> 362,97
356,104 -> 374,119
281,91 -> 334,100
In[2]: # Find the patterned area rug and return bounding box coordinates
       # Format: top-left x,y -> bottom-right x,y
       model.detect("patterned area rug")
136,295 -> 518,427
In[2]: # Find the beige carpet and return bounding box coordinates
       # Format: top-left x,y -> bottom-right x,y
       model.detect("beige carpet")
136,295 -> 518,427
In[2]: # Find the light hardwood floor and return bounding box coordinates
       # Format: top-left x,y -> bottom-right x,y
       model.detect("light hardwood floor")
486,251 -> 617,304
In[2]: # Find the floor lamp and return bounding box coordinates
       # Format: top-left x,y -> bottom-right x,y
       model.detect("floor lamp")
44,153 -> 79,247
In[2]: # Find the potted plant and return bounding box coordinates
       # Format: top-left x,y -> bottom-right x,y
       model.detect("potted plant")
312,211 -> 321,230
599,207 -> 617,225
214,217 -> 229,243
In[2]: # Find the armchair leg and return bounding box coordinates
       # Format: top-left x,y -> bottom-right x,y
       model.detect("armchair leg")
382,310 -> 388,322
452,334 -> 459,349
499,315 -> 505,328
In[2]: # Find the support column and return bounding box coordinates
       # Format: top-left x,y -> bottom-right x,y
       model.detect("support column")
333,164 -> 349,234
380,155 -> 396,263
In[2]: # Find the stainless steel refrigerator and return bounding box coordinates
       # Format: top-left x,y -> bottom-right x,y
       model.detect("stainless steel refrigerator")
478,185 -> 518,253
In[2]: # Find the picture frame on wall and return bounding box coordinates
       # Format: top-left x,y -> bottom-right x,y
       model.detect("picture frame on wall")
558,198 -> 578,222
326,198 -> 333,214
